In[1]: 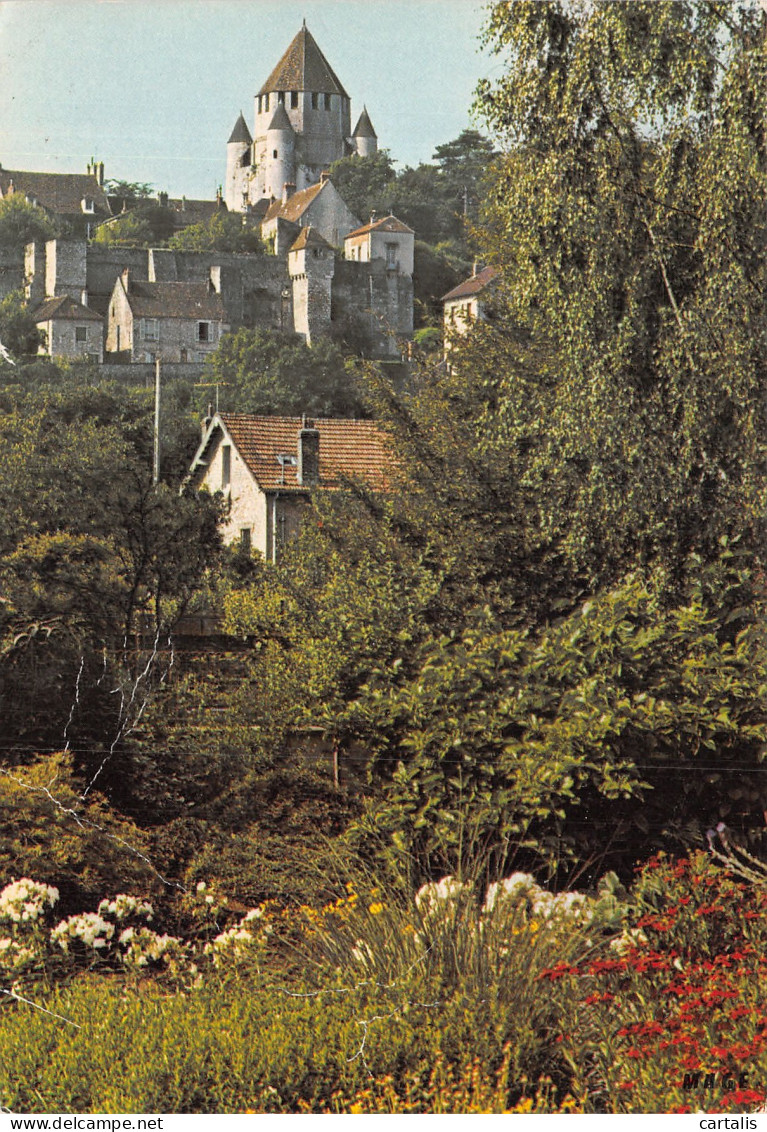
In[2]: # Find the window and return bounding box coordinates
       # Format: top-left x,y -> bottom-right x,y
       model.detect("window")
273,149 -> 278,158
385,242 -> 398,269
143,318 -> 158,340
81,197 -> 95,213
221,444 -> 231,489
75,326 -> 87,343
257,95 -> 263,113
239,527 -> 252,553
197,321 -> 211,342
311,93 -> 319,109
290,91 -> 298,109
278,91 -> 285,104
324,93 -> 331,110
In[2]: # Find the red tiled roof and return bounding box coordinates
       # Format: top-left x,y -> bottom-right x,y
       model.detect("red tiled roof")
346,214 -> 414,238
33,294 -> 103,322
0,169 -> 111,218
258,25 -> 349,98
442,265 -> 499,303
263,181 -> 324,224
125,280 -> 226,321
215,414 -> 393,492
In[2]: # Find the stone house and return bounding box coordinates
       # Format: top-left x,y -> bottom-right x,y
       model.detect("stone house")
0,164 -> 111,238
344,214 -> 415,276
31,293 -> 104,362
442,265 -> 499,345
187,412 -> 392,560
261,175 -> 360,254
106,269 -> 229,362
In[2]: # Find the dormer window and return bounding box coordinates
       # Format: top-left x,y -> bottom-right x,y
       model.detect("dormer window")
81,197 -> 95,213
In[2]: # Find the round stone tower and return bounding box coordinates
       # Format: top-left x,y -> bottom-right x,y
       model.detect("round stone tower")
225,111 -> 253,211
352,107 -> 378,159
263,103 -> 296,200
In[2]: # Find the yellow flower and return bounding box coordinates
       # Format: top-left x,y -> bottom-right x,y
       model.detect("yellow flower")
369,902 -> 384,915
529,920 -> 540,933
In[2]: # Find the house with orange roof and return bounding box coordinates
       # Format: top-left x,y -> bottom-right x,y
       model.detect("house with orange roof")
442,265 -> 499,348
187,412 -> 392,560
344,214 -> 415,276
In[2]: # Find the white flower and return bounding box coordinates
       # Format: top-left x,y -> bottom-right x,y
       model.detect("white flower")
415,876 -> 466,917
196,882 -> 207,894
483,873 -> 536,915
0,879 -> 59,924
118,927 -> 180,968
243,907 -> 264,923
97,895 -> 153,922
50,912 -> 114,952
609,927 -> 648,956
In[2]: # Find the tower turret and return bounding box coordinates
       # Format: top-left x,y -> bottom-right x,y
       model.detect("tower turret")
264,103 -> 296,200
225,112 -> 253,211
352,107 -> 378,159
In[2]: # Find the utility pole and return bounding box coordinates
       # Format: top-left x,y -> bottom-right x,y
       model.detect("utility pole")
153,357 -> 161,485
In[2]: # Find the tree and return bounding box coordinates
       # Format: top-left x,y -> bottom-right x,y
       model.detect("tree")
167,211 -> 264,254
0,290 -> 45,360
201,327 -> 366,418
327,151 -> 397,223
472,0 -> 767,594
92,202 -> 175,247
0,194 -> 59,250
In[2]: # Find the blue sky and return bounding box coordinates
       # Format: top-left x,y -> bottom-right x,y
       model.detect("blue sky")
0,0 -> 498,199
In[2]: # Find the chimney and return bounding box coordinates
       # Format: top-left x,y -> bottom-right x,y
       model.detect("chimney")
98,162 -> 105,186
282,182 -> 296,203
297,417 -> 320,485
158,191 -> 168,208
181,195 -> 186,211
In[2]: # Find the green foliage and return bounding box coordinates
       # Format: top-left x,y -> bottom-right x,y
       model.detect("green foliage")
0,289 -> 45,360
327,150 -> 397,221
473,0 -> 767,590
167,211 -> 264,253
350,561 -> 767,880
202,326 -> 366,417
92,202 -> 175,247
0,193 -> 59,249
0,753 -> 158,910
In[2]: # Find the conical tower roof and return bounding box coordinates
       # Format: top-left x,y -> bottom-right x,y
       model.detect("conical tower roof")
258,23 -> 349,98
352,106 -> 377,139
228,112 -> 252,145
266,103 -> 294,132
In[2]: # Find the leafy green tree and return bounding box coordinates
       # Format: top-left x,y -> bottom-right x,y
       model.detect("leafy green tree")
0,194 -> 59,250
0,290 -> 45,360
167,211 -> 264,253
92,202 -> 175,247
433,128 -> 498,222
327,150 -> 397,223
472,0 -> 767,593
201,327 -> 366,418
